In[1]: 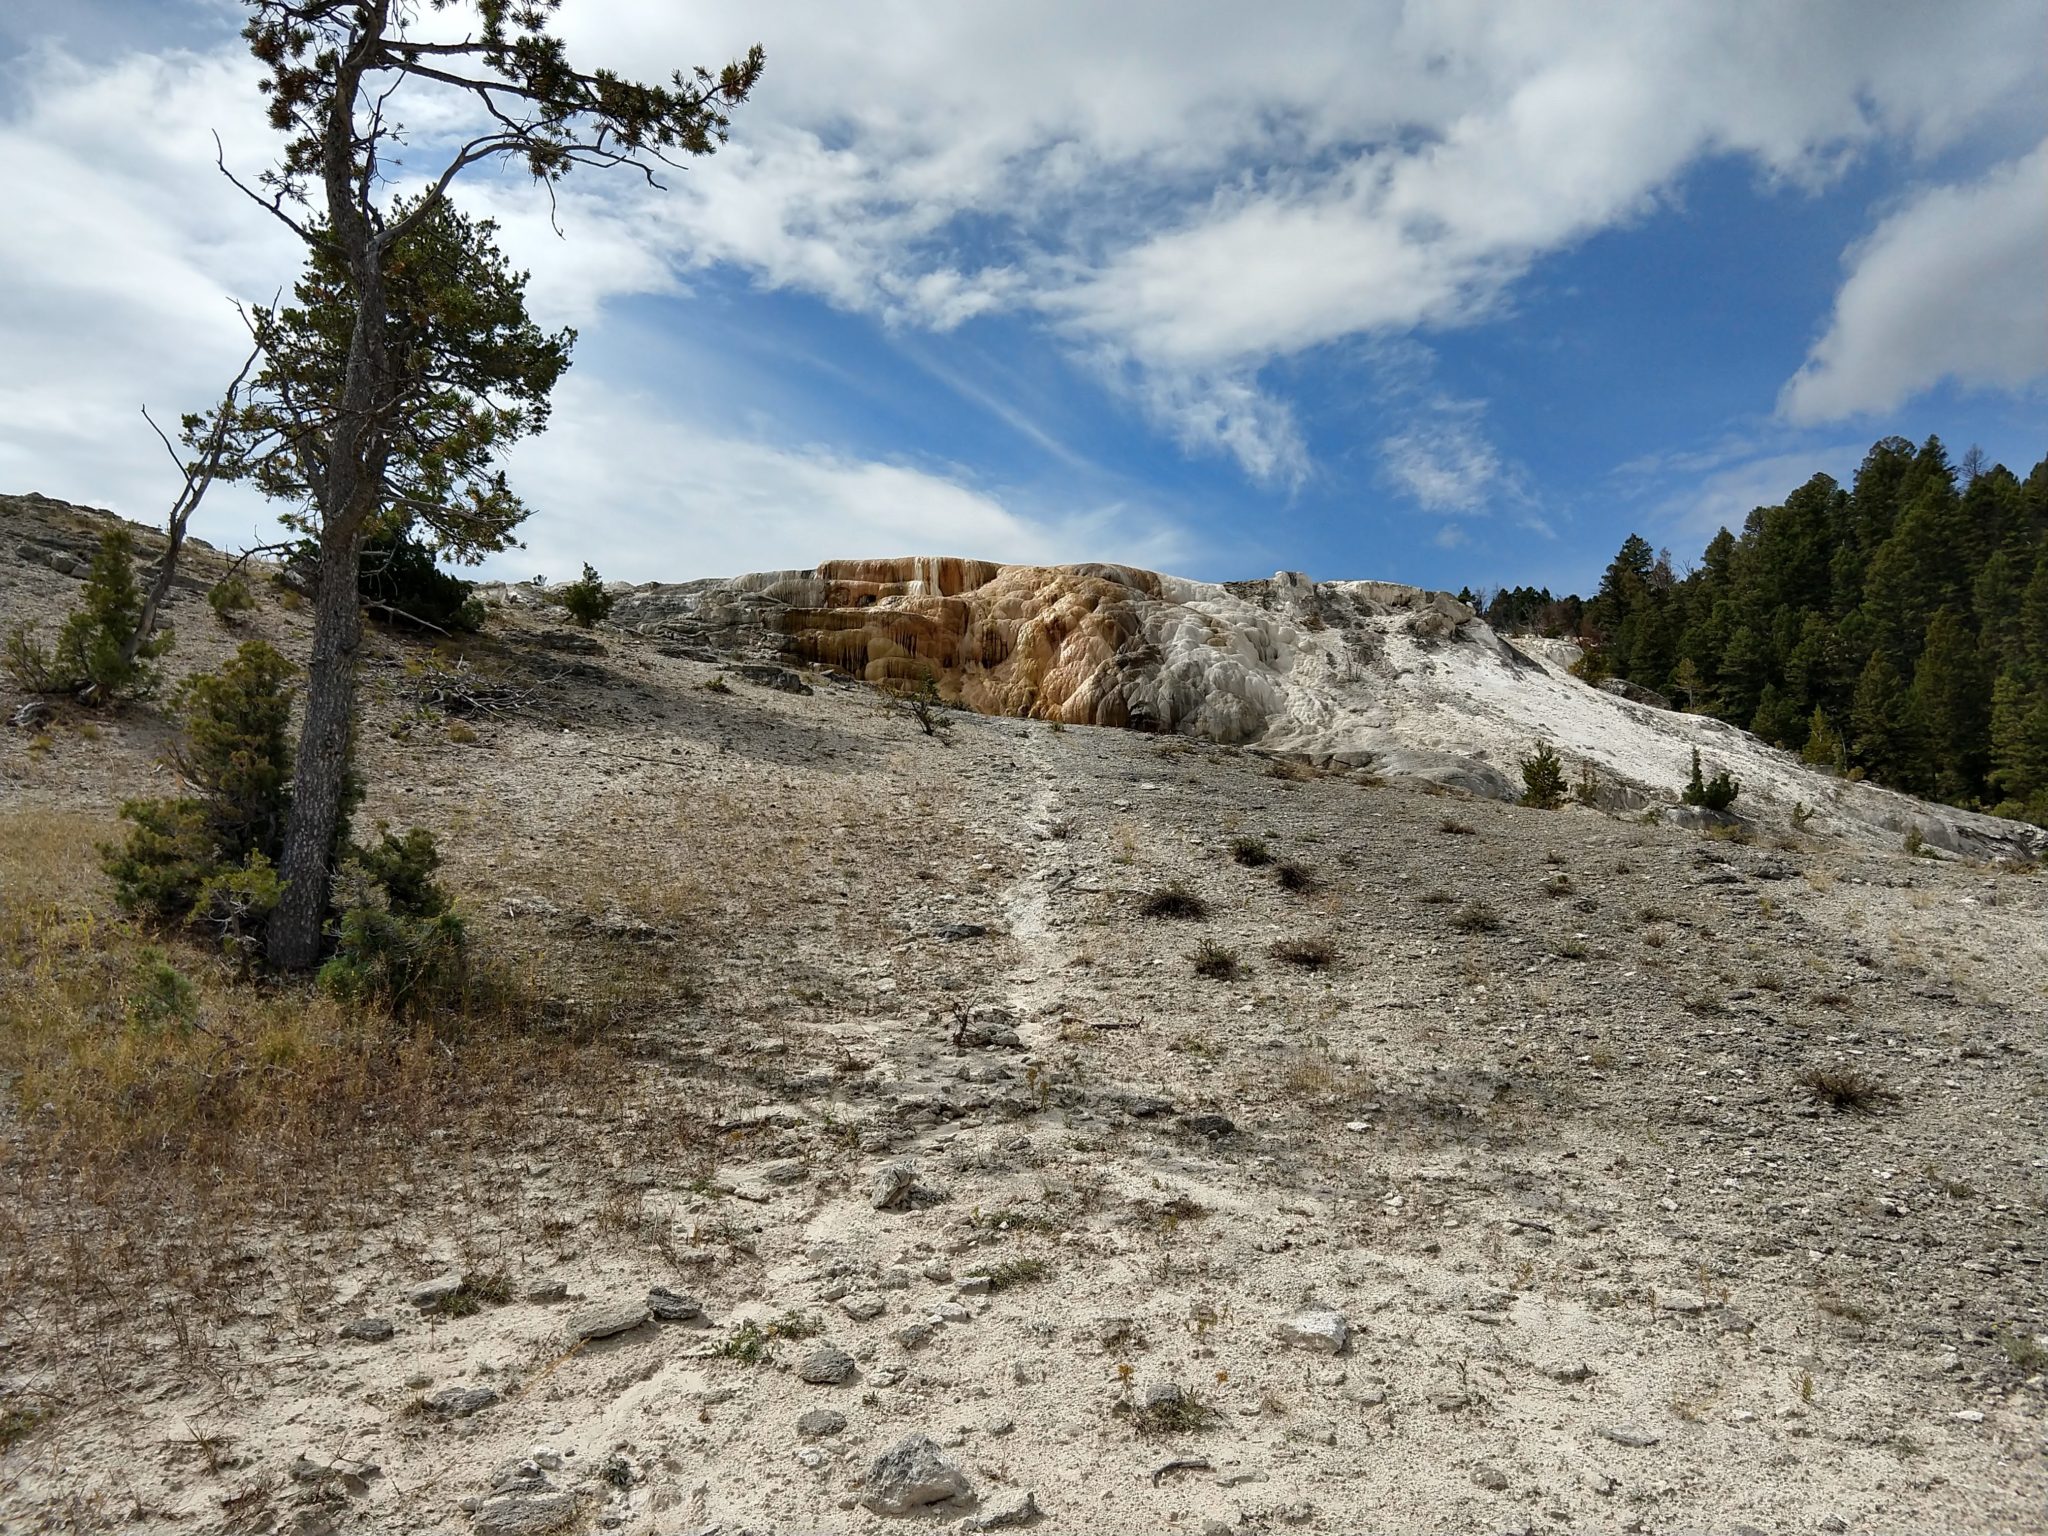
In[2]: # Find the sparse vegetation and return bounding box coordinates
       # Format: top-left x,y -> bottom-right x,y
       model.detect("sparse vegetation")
1140,883 -> 1209,920
1269,937 -> 1335,970
1799,1066 -> 1899,1115
434,1270 -> 513,1317
1191,940 -> 1242,980
1452,900 -> 1502,932
1439,817 -> 1475,836
1230,835 -> 1272,867
1273,861 -> 1317,894
1127,1384 -> 1219,1436
207,574 -> 257,626
1681,748 -> 1741,812
977,1257 -> 1052,1293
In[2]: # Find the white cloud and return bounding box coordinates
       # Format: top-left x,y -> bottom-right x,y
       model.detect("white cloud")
497,379 -> 1192,582
1780,138 -> 2048,423
1380,411 -> 1506,513
1639,443 -> 1866,540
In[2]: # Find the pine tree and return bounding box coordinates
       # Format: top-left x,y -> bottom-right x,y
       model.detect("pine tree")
1910,609 -> 1990,801
1801,707 -> 1847,773
54,527 -> 172,705
1988,670 -> 2048,816
1850,651 -> 1925,790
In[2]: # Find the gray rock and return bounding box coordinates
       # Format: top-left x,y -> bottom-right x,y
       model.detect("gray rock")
1275,1309 -> 1351,1355
1656,1290 -> 1708,1314
473,1491 -> 579,1536
1181,1112 -> 1236,1139
11,701 -> 54,731
797,1344 -> 858,1385
339,1317 -> 394,1342
760,1158 -> 808,1185
1544,1360 -> 1594,1383
648,1286 -> 702,1322
526,1280 -> 568,1304
871,1161 -> 918,1211
1471,1464 -> 1510,1491
893,1321 -> 937,1350
964,1488 -> 1041,1529
566,1299 -> 649,1342
1597,1424 -> 1661,1448
425,1385 -> 500,1418
407,1272 -> 465,1309
861,1432 -> 971,1515
841,1292 -> 888,1320
798,1408 -> 848,1439
935,922 -> 989,942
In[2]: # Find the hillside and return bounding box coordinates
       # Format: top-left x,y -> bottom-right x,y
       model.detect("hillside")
2,495 -> 2046,1535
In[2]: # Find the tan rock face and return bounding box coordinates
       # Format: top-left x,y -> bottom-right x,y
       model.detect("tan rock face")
777,559 -> 1187,730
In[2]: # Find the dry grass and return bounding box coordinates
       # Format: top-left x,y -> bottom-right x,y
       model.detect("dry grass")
1438,818 -> 1476,836
1229,836 -> 1272,867
1452,900 -> 1502,933
1273,861 -> 1317,894
1191,941 -> 1242,980
1269,937 -> 1336,970
1798,1066 -> 1899,1115
1140,883 -> 1210,920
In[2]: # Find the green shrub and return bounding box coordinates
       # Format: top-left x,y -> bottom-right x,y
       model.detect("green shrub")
561,562 -> 615,627
128,949 -> 199,1031
3,623 -> 63,693
1681,748 -> 1740,812
1229,836 -> 1271,867
318,827 -> 466,1017
43,529 -> 171,705
1519,742 -> 1566,808
207,574 -> 257,625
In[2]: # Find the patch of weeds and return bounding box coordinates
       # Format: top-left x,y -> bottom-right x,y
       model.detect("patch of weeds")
1997,1331 -> 2048,1373
1264,758 -> 1318,783
1588,1044 -> 1618,1071
1681,994 -> 1727,1017
1452,901 -> 1502,933
765,1310 -> 823,1342
446,720 -> 478,744
1140,884 -> 1209,920
1269,937 -> 1334,970
1191,941 -> 1242,981
1128,1385 -> 1219,1436
1273,861 -> 1316,894
434,1270 -> 513,1318
1553,935 -> 1589,960
1755,971 -> 1784,993
716,1320 -> 772,1365
1798,1066 -> 1899,1116
1815,988 -> 1852,1008
1817,1295 -> 1874,1324
1541,873 -> 1573,898
1229,836 -> 1271,867
0,1404 -> 49,1452
1417,887 -> 1455,905
977,1257 -> 1052,1294
972,1206 -> 1062,1235
1438,818 -> 1475,836
1638,903 -> 1676,925
701,676 -> 733,694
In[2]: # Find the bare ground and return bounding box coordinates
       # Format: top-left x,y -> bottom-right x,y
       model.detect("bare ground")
2,498 -> 2045,1535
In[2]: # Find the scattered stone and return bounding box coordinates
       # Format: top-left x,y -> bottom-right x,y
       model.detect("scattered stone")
861,1433 -> 971,1515
1181,1112 -> 1236,1139
1471,1464 -> 1510,1491
339,1317 -> 394,1343
871,1161 -> 919,1211
1544,1361 -> 1594,1383
648,1286 -> 702,1322
893,1321 -> 938,1350
473,1490 -> 578,1536
956,1275 -> 992,1297
798,1408 -> 848,1439
935,922 -> 989,942
565,1299 -> 649,1342
760,1158 -> 807,1185
407,1272 -> 465,1309
425,1385 -> 500,1418
1656,1290 -> 1708,1314
1125,1095 -> 1175,1118
10,701 -> 53,731
1275,1309 -> 1351,1355
1597,1424 -> 1661,1448
964,1488 -> 1042,1529
733,663 -> 813,694
842,1292 -> 888,1321
797,1344 -> 858,1385
526,1281 -> 568,1304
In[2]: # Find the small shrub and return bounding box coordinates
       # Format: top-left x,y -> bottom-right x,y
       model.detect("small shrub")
716,1320 -> 771,1365
1128,1385 -> 1218,1436
0,1405 -> 49,1453
1438,817 -> 1475,836
3,623 -> 63,693
1140,884 -> 1209,920
1541,873 -> 1573,898
1681,748 -> 1740,812
1273,861 -> 1316,894
434,1270 -> 513,1317
1573,762 -> 1601,806
208,574 -> 257,626
1799,1066 -> 1898,1115
127,949 -> 198,1031
1553,935 -> 1589,960
1191,941 -> 1242,980
977,1257 -> 1051,1293
1519,742 -> 1566,809
1229,836 -> 1271,867
318,827 -> 466,1018
701,676 -> 733,694
1417,887 -> 1455,905
1791,802 -> 1817,831
902,670 -> 951,737
1452,901 -> 1501,933
560,562 -> 615,627
1269,937 -> 1335,970
34,529 -> 172,706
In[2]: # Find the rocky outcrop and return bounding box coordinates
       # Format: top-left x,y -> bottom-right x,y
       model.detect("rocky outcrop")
598,553 -> 2046,862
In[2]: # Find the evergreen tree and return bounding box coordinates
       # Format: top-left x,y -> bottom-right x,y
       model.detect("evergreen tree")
1988,670 -> 2048,815
1802,707 -> 1846,773
1910,609 -> 1990,801
1850,651 -> 1925,790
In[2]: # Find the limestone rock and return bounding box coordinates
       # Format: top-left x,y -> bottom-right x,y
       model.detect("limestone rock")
797,1344 -> 857,1385
861,1432 -> 971,1515
1275,1309 -> 1351,1355
473,1490 -> 578,1536
566,1299 -> 649,1342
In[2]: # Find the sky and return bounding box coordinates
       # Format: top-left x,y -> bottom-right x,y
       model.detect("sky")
1,1 -> 2042,595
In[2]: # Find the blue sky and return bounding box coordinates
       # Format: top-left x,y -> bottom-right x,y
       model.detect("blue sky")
1,1 -> 2042,595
